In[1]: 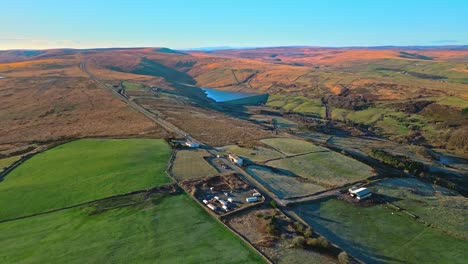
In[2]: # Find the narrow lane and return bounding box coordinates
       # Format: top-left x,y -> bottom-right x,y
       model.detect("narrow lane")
79,61 -> 202,146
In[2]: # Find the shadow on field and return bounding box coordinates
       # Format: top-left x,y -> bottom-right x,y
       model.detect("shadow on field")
292,197 -> 406,264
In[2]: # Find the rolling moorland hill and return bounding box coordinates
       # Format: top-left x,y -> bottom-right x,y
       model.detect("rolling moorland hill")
0,46 -> 466,152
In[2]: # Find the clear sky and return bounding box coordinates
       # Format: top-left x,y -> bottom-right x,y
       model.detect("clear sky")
1,0 -> 467,50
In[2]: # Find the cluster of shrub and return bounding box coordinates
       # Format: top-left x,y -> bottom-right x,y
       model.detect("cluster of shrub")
324,95 -> 370,111
371,148 -> 467,195
290,222 -> 329,248
290,221 -> 351,263
370,149 -> 425,175
447,127 -> 468,152
174,60 -> 197,68
256,210 -> 351,263
389,100 -> 433,114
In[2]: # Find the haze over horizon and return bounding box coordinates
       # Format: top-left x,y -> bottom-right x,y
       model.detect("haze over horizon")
1,0 -> 467,50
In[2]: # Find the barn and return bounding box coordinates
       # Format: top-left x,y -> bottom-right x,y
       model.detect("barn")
184,139 -> 200,148
348,187 -> 372,200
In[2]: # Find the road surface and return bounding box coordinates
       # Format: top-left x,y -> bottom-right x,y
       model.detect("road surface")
79,61 -> 202,146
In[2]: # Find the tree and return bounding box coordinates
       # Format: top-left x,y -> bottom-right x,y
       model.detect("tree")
306,237 -> 330,248
304,227 -> 313,238
291,236 -> 305,248
270,200 -> 277,208
292,221 -> 305,233
338,251 -> 351,264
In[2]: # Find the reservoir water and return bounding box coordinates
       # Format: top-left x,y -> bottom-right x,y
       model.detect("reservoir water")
202,87 -> 257,102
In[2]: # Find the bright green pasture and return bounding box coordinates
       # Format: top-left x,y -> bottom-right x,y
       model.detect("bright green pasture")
0,138 -> 171,221
0,194 -> 265,264
293,198 -> 467,264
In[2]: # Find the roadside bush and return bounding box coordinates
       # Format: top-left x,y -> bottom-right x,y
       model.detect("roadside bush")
338,251 -> 351,264
291,236 -> 305,248
270,200 -> 277,208
370,149 -> 425,174
304,227 -> 313,238
265,216 -> 280,235
462,108 -> 468,115
306,236 -> 330,249
292,221 -> 305,233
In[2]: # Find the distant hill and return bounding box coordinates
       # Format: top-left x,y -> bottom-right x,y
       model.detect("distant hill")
0,45 -> 467,151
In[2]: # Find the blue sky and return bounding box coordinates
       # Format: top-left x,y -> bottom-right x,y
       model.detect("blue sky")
1,0 -> 467,49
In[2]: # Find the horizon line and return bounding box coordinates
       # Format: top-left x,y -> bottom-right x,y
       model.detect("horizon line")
1,44 -> 467,52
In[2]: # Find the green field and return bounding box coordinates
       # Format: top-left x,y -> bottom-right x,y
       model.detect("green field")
0,193 -> 265,263
223,144 -> 285,163
273,117 -> 299,130
266,95 -> 325,118
371,178 -> 468,239
376,116 -> 410,136
247,165 -> 324,198
172,149 -> 218,180
267,151 -> 373,187
334,107 -> 386,125
0,139 -> 171,221
292,198 -> 467,264
435,96 -> 468,108
123,81 -> 147,91
0,155 -> 20,169
261,138 -> 327,156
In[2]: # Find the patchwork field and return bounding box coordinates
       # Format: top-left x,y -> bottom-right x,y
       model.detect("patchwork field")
171,149 -> 218,180
0,138 -> 171,221
292,198 -> 467,264
123,81 -> 147,91
247,165 -> 324,199
272,117 -> 299,130
260,138 -> 327,155
371,178 -> 468,239
267,151 -> 373,187
0,193 -> 265,264
223,144 -> 285,163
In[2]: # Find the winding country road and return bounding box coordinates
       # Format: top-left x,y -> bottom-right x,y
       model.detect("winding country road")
79,61 -> 202,146
80,60 -> 360,207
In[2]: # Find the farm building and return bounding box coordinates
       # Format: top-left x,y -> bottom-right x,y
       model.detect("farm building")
246,197 -> 259,203
228,153 -> 244,166
207,204 -> 217,211
184,139 -> 200,148
348,187 -> 372,200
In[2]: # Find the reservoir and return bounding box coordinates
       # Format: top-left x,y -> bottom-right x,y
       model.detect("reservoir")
202,87 -> 258,102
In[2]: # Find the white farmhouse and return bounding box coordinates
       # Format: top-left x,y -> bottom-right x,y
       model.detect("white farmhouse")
228,153 -> 244,166
184,139 -> 200,148
349,187 -> 372,200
